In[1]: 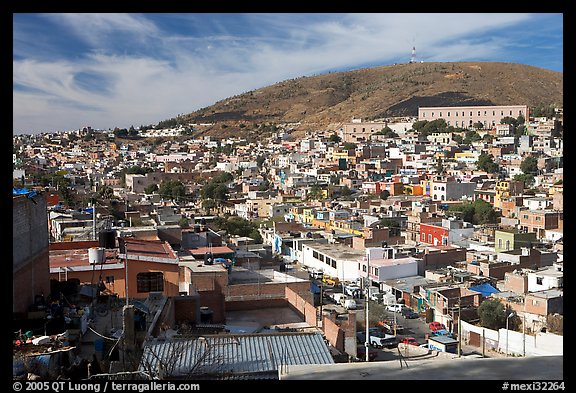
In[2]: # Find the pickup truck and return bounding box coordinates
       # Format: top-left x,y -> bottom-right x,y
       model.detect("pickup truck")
357,329 -> 397,349
377,318 -> 404,335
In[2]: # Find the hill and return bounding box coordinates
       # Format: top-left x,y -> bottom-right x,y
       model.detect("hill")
179,61 -> 563,139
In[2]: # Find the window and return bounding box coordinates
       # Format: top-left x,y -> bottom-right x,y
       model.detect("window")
428,234 -> 432,243
440,112 -> 442,117
536,277 -> 543,285
499,239 -> 502,248
448,112 -> 450,116
136,272 -> 164,293
331,261 -> 336,268
506,240 -> 510,250
313,251 -> 319,259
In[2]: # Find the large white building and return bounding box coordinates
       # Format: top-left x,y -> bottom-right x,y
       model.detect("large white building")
418,105 -> 529,129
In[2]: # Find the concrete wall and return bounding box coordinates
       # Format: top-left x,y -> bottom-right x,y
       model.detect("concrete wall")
13,194 -> 50,315
461,320 -> 563,357
225,279 -> 310,301
285,287 -> 318,327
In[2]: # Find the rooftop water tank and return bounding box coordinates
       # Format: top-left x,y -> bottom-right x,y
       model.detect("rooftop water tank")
88,247 -> 105,264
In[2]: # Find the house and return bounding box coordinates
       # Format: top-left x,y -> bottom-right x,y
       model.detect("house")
494,229 -> 537,253
49,237 -> 181,300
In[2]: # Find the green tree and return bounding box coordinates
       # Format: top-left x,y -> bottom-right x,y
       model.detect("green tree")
477,299 -> 507,330
212,216 -> 262,242
412,120 -> 428,132
520,155 -> 539,175
379,190 -> 390,200
452,134 -> 463,144
472,199 -> 499,224
159,180 -> 186,202
256,155 -> 266,169
500,116 -> 518,127
98,185 -> 114,199
513,173 -> 535,189
144,184 -> 159,194
422,119 -> 448,134
378,218 -> 400,236
476,153 -> 499,173
329,134 -> 342,143
463,130 -> 482,144
343,142 -> 357,151
307,185 -> 324,201
178,217 -> 190,228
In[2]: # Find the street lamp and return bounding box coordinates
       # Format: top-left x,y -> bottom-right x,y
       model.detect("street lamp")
506,312 -> 516,357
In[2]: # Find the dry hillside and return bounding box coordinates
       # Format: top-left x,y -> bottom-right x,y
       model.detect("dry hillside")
180,61 -> 563,139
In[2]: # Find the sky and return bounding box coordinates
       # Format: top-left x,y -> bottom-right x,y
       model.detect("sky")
13,13 -> 563,135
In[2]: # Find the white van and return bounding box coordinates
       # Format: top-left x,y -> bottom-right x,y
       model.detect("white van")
386,304 -> 404,313
343,299 -> 357,310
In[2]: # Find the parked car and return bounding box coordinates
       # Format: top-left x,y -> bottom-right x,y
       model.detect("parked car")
343,298 -> 357,310
430,329 -> 455,338
356,346 -> 379,362
400,337 -> 419,346
429,321 -> 446,332
401,307 -> 419,319
386,304 -> 404,313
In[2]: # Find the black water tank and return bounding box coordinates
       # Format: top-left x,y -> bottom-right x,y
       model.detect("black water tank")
99,230 -> 116,249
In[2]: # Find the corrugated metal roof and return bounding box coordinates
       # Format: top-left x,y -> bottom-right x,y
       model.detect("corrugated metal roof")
138,332 -> 334,379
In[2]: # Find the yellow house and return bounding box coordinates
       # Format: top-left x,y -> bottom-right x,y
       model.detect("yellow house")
495,180 -> 524,209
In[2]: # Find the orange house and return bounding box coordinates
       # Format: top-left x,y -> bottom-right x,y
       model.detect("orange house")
49,238 -> 180,301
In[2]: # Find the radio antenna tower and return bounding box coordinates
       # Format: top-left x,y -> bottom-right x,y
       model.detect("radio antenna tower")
410,46 -> 416,63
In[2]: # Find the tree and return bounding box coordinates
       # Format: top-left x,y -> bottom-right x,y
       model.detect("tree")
500,116 -> 517,127
452,134 -> 463,144
513,173 -> 535,189
329,134 -> 342,143
472,199 -> 499,224
144,184 -> 159,194
159,180 -> 186,202
98,185 -> 114,199
178,217 -> 190,228
476,153 -> 499,173
379,190 -> 390,200
436,157 -> 445,175
520,155 -> 539,175
256,155 -> 266,169
412,120 -> 428,132
343,142 -> 357,151
463,130 -> 482,144
307,185 -> 324,201
447,200 -> 499,225
377,218 -> 400,236
477,299 -> 507,330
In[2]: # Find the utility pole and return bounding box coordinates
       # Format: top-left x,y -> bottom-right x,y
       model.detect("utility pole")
364,255 -> 370,362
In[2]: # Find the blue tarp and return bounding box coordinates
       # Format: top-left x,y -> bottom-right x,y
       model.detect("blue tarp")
13,187 -> 38,198
469,283 -> 500,298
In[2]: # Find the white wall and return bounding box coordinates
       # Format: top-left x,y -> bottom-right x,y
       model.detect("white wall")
461,320 -> 563,357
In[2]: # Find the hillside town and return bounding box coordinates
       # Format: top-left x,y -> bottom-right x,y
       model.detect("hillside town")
13,104 -> 563,381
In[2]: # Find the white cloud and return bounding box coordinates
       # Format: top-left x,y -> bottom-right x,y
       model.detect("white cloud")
13,13 -> 559,134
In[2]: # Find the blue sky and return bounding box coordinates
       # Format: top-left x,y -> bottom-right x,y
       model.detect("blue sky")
13,13 -> 563,135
